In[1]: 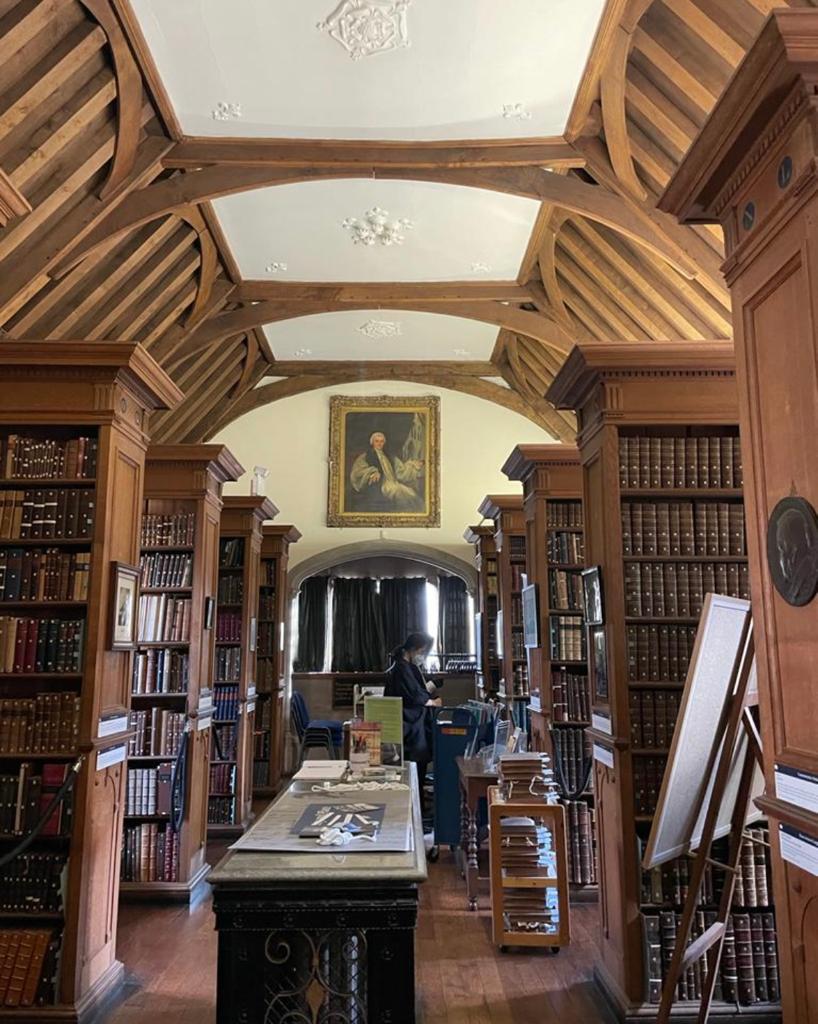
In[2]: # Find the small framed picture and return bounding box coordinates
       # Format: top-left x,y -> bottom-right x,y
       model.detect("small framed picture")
249,616 -> 257,652
591,625 -> 608,701
581,566 -> 604,626
110,562 -> 140,651
204,596 -> 215,630
521,583 -> 540,649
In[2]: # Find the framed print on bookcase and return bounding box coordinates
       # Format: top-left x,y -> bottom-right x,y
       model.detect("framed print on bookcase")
581,566 -> 604,626
522,583 -> 540,649
109,561 -> 140,650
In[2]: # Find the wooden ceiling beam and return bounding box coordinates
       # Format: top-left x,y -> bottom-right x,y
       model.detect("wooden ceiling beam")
181,297 -> 576,358
52,161 -> 696,278
234,281 -> 531,303
162,137 -> 584,170
266,360 -> 497,377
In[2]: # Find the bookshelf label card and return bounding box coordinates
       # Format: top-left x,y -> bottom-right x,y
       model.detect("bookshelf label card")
780,823 -> 818,877
775,763 -> 818,814
593,743 -> 614,769
197,714 -> 213,731
247,684 -> 256,699
97,744 -> 127,771
246,700 -> 256,715
592,712 -> 612,736
98,713 -> 128,738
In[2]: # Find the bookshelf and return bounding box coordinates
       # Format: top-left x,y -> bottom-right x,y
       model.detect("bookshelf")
548,341 -> 780,1022
503,444 -> 597,900
477,496 -> 527,726
210,496 -> 278,836
0,343 -> 180,1019
661,18 -> 818,1020
463,525 -> 500,698
121,446 -> 242,901
254,524 -> 300,796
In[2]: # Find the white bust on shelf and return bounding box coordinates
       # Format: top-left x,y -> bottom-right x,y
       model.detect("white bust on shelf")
251,465 -> 269,496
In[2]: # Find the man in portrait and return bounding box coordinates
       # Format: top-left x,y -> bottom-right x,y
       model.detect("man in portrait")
350,430 -> 424,513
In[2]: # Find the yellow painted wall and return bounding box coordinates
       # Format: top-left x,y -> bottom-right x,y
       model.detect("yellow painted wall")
212,380 -> 553,566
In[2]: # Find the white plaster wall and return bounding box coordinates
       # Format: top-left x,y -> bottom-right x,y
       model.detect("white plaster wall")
211,380 -> 553,566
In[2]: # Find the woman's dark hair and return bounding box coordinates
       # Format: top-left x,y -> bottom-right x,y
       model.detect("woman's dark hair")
390,631 -> 434,662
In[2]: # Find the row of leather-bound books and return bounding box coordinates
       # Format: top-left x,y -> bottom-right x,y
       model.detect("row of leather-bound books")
121,823 -> 180,884
127,708 -> 185,758
546,501 -> 582,528
0,435 -> 97,481
641,830 -> 772,911
551,725 -> 590,796
1,852 -> 64,914
0,616 -> 84,674
633,756 -> 668,816
629,690 -> 681,750
217,574 -> 243,604
125,764 -> 173,817
565,800 -> 597,886
139,551 -> 192,590
550,668 -> 590,722
627,624 -> 697,683
131,648 -> 189,695
0,694 -> 80,754
213,684 -> 239,721
624,560 -> 750,619
621,500 -> 746,558
0,549 -> 90,602
644,909 -> 778,1005
140,511 -> 195,549
0,763 -> 72,837
0,928 -> 60,1008
546,530 -> 584,564
548,568 -> 583,611
214,646 -> 241,682
215,610 -> 241,643
619,435 -> 743,490
137,594 -> 191,643
0,488 -> 95,540
549,614 -> 585,661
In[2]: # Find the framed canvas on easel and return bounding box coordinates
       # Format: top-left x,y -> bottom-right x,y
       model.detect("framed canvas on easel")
642,593 -> 767,1023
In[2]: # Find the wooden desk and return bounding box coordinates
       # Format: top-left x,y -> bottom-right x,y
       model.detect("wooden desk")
456,756 -> 499,911
209,766 -> 427,1023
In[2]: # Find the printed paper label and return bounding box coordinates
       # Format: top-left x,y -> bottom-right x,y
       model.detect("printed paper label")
775,763 -> 818,815
593,743 -> 614,769
780,824 -> 818,877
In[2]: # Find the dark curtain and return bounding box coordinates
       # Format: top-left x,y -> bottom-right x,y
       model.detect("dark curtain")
438,574 -> 469,655
293,576 -> 328,672
380,577 -> 427,654
331,577 -> 386,672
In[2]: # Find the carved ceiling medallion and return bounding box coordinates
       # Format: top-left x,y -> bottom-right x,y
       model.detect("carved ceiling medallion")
211,101 -> 242,121
358,319 -> 402,338
265,261 -> 288,273
342,206 -> 412,247
501,102 -> 532,121
317,0 -> 411,61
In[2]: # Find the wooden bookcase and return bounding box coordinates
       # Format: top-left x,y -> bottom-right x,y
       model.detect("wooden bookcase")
121,445 -> 242,901
463,525 -> 500,698
209,496 -> 277,836
661,15 -> 818,1020
0,342 -> 180,1020
254,523 -> 300,796
503,444 -> 597,899
477,496 -> 527,728
548,341 -> 780,1022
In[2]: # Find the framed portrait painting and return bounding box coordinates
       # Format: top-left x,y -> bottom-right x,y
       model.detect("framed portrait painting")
109,562 -> 140,651
327,395 -> 440,528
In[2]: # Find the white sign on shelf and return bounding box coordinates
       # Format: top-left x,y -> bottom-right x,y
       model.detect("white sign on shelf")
593,743 -> 614,769
98,714 -> 128,738
592,711 -> 612,736
197,714 -> 213,732
97,744 -> 127,771
775,763 -> 818,815
780,824 -> 818,877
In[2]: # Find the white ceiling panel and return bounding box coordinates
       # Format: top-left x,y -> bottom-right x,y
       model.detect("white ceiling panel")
261,310 -> 499,361
128,0 -> 605,139
213,178 -> 540,281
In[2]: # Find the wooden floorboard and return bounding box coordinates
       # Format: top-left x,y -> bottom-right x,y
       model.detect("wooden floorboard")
108,845 -> 614,1023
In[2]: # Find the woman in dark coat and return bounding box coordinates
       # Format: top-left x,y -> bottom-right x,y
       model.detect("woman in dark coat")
384,632 -> 439,803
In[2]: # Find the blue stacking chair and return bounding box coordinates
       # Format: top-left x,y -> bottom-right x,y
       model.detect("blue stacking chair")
291,691 -> 344,763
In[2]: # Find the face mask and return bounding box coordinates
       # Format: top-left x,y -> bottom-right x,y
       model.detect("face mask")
412,653 -> 426,667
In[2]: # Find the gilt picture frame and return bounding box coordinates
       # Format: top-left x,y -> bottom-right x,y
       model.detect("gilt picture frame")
109,561 -> 140,651
327,395 -> 440,528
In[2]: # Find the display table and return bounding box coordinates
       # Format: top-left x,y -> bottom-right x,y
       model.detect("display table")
456,756 -> 499,910
209,765 -> 427,1024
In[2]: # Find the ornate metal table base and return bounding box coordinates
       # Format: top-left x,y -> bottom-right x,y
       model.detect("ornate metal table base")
214,887 -> 419,1024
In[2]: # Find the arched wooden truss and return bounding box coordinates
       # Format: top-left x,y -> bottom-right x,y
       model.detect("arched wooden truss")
0,0 -> 810,447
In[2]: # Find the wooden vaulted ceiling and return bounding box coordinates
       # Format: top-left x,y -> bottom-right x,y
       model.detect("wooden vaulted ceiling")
0,0 -> 814,445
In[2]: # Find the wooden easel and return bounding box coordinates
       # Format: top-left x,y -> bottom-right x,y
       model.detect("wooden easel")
657,626 -> 764,1023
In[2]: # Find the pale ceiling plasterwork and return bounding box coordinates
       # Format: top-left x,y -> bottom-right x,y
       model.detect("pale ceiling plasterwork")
317,0 -> 412,61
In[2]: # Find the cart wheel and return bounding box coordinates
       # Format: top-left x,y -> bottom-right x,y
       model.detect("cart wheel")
427,845 -> 439,863
549,947 -> 560,955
